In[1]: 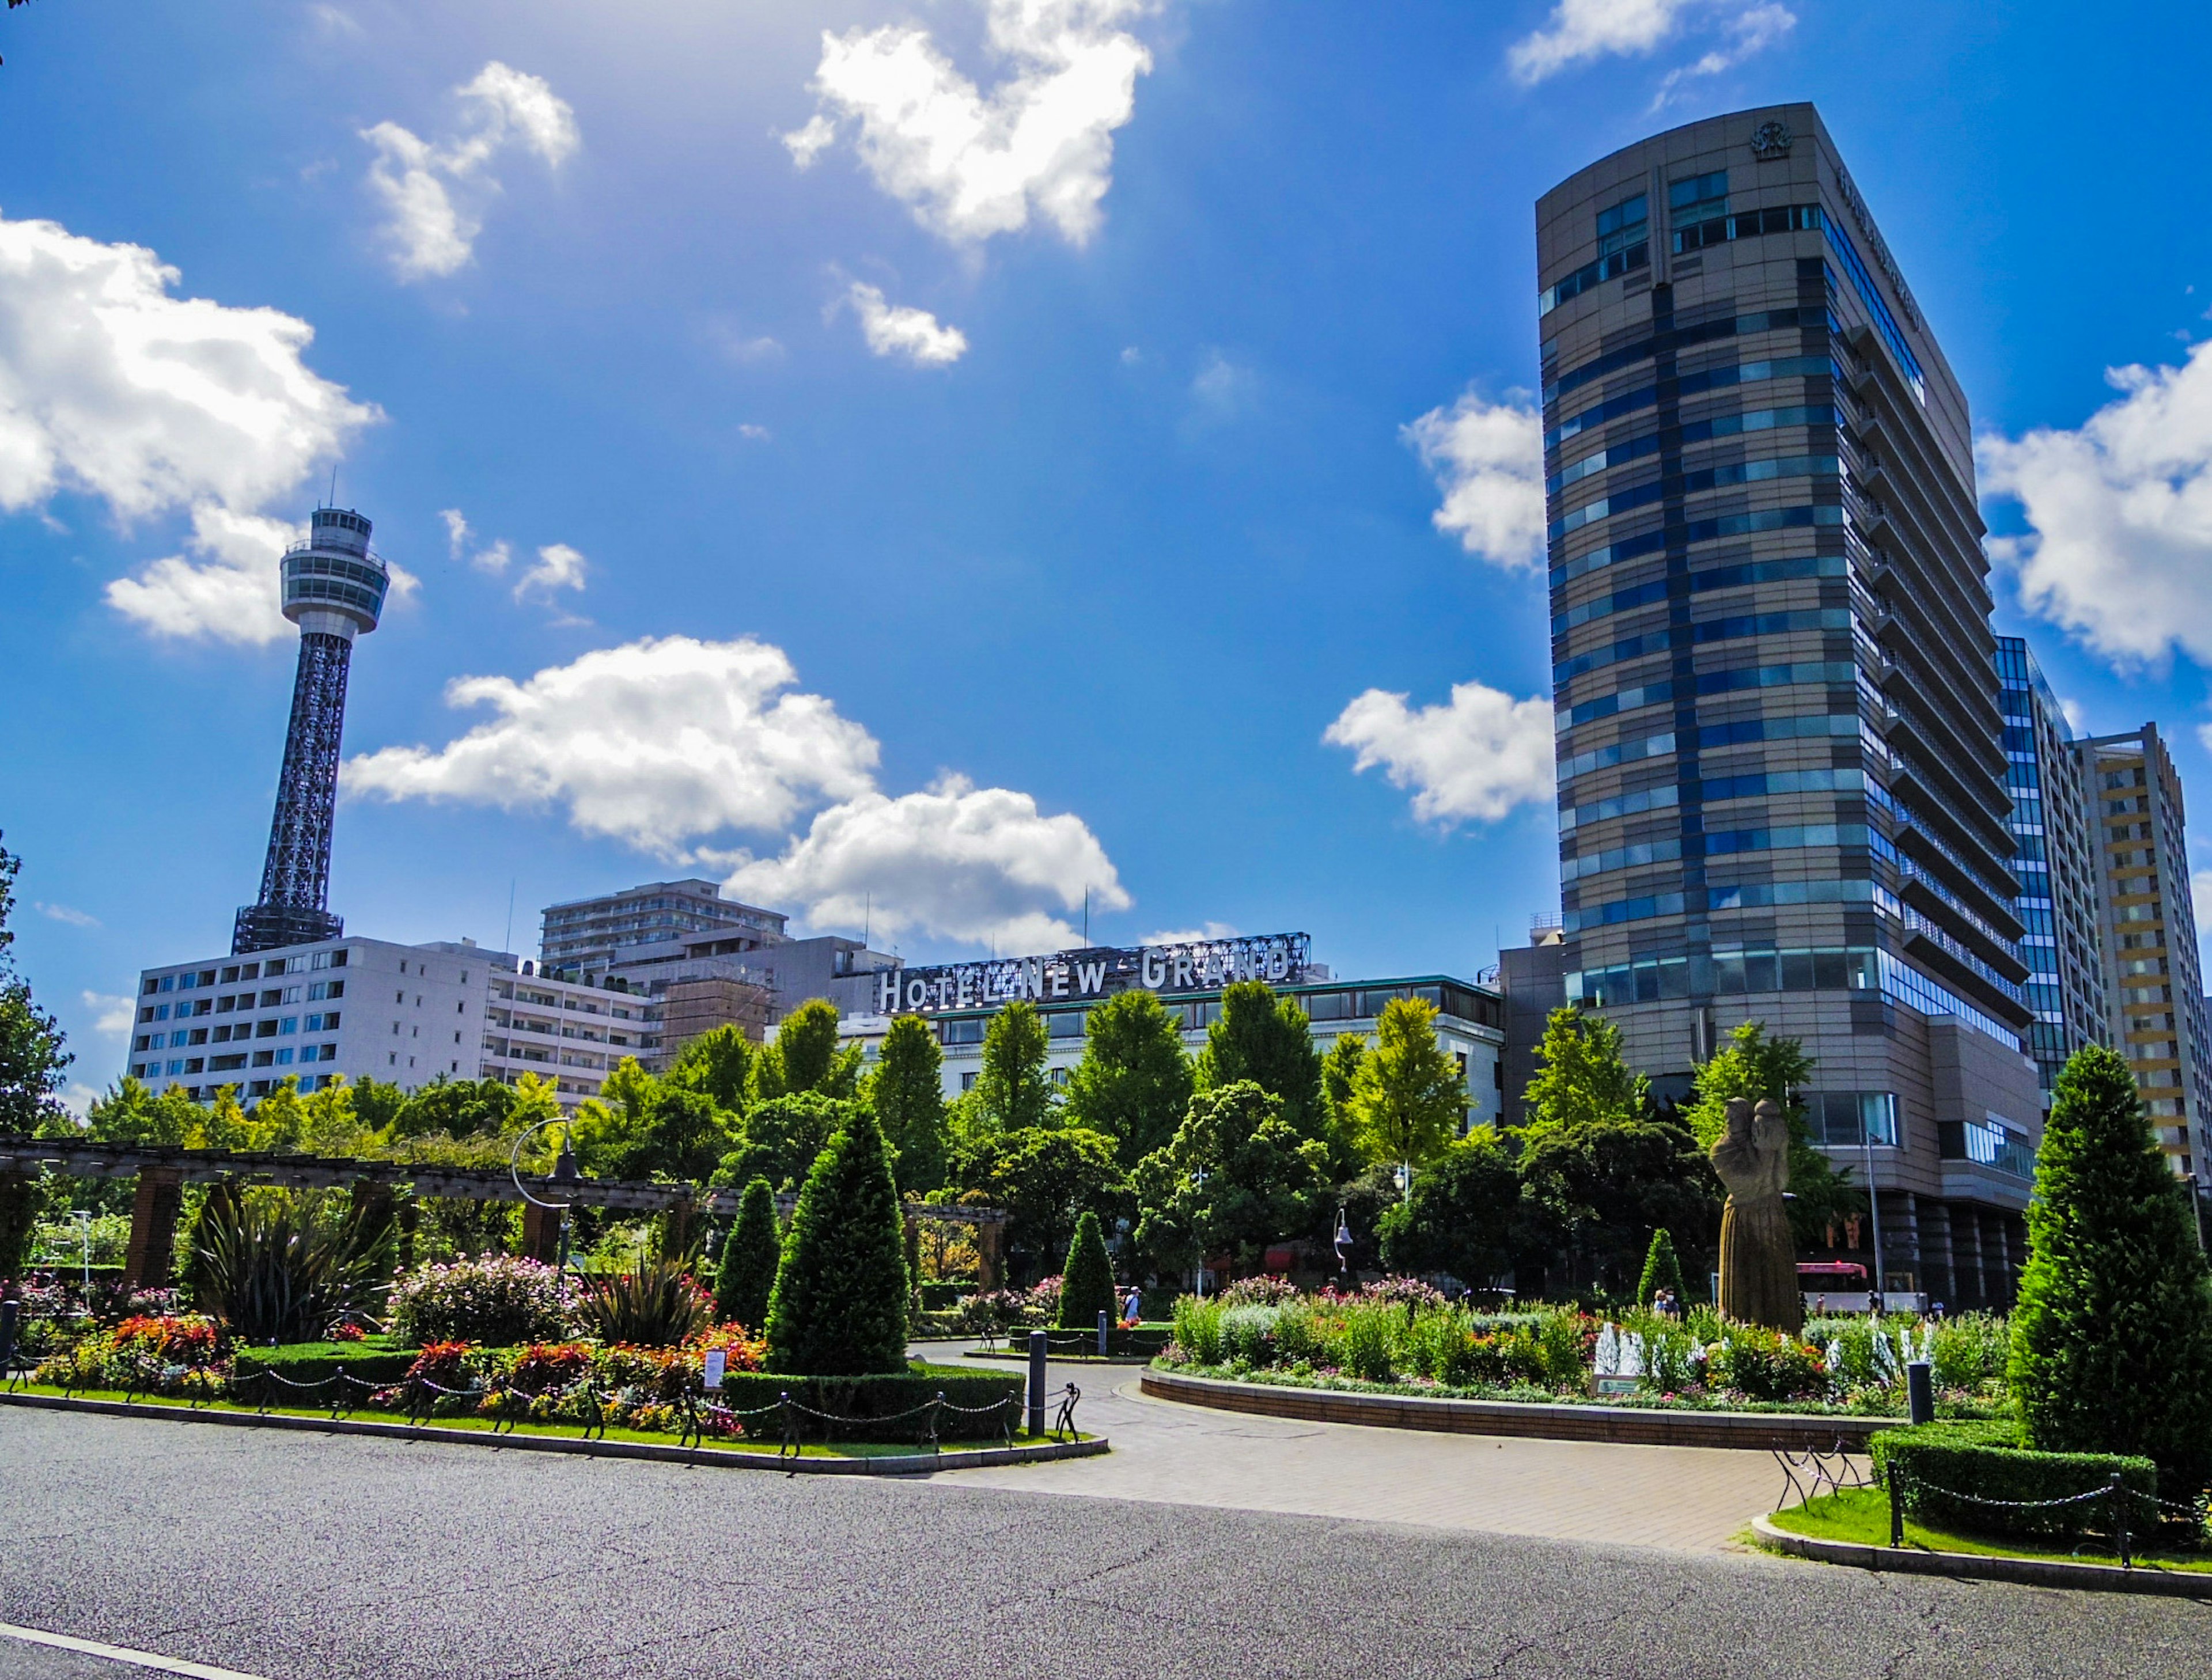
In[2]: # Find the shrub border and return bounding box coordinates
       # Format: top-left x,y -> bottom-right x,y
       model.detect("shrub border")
1750,1514 -> 2212,1598
0,1391 -> 1106,1476
1141,1366 -> 1889,1451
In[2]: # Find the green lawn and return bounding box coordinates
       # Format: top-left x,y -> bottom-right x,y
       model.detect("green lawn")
1766,1487 -> 2212,1573
4,1383 -> 1088,1458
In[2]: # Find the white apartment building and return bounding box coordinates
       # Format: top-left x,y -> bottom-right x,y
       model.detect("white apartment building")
130,935 -> 661,1112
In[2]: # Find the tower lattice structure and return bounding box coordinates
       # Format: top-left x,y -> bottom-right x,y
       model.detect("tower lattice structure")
232,506 -> 390,955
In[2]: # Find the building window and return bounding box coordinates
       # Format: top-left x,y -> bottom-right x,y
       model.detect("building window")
961,1072 -> 978,1092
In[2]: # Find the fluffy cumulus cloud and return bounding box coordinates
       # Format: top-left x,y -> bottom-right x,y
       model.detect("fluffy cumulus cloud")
82,991 -> 135,1037
727,776 -> 1128,950
1324,681 -> 1555,828
1508,0 -> 1793,87
846,282 -> 968,366
1402,388 -> 1547,571
363,62 -> 579,280
343,636 -> 879,856
786,0 -> 1156,246
1980,340 -> 2212,668
513,542 -> 588,601
344,635 -> 1126,951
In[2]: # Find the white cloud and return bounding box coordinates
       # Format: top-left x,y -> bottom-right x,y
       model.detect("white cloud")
726,775 -> 1128,950
36,902 -> 100,928
0,210 -> 376,526
343,635 -> 881,856
846,282 -> 968,366
106,505 -> 301,644
706,321 -> 785,366
738,423 -> 772,442
82,991 -> 135,1036
362,62 -> 579,280
1142,921 -> 1237,945
514,541 -> 587,601
787,0 -> 1156,247
1508,0 -> 1793,86
1981,340 -> 2212,668
1403,388 -> 1547,571
1189,348 -> 1254,417
1651,4 -> 1795,105
1324,681 -> 1555,828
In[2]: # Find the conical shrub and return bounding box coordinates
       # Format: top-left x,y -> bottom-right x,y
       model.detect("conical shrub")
1637,1228 -> 1683,1307
2009,1044 -> 2212,1492
1055,1209 -> 1116,1330
765,1108 -> 910,1375
714,1177 -> 781,1331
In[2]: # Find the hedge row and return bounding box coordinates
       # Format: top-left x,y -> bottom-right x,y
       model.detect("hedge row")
714,1364 -> 1026,1442
1870,1420 -> 2158,1541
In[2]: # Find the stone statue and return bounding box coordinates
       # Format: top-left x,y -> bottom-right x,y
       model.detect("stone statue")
1710,1097 -> 1802,1333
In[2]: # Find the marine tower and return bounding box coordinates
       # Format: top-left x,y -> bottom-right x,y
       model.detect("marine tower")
230,505 -> 390,955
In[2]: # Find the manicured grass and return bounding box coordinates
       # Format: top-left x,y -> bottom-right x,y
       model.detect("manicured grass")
4,1383 -> 1091,1458
1766,1487 -> 2212,1572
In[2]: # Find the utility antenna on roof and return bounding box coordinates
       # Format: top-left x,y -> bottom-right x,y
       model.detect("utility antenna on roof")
327,465 -> 338,509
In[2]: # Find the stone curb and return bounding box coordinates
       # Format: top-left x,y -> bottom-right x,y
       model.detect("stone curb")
0,1391 -> 1107,1476
1140,1367 -> 1887,1451
1750,1514 -> 2212,1597
963,1349 -> 1156,1366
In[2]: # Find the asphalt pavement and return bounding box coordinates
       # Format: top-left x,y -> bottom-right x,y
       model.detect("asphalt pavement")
3,1406 -> 2209,1678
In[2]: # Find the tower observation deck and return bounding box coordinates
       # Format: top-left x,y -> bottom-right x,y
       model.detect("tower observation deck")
232,506 -> 390,955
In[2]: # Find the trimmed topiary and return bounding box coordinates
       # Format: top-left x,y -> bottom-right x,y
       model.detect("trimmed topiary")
764,1108 -> 910,1375
1636,1227 -> 1684,1307
715,1177 -> 781,1332
2008,1044 -> 2212,1493
1055,1209 -> 1116,1330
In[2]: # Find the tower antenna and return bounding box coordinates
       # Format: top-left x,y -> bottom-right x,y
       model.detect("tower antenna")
328,465 -> 338,509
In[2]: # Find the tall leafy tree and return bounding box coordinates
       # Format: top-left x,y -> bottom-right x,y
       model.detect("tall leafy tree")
84,1078 -> 198,1146
752,999 -> 860,1102
1063,989 -> 1193,1163
869,1014 -> 949,1194
1518,1006 -> 1649,1137
669,1025 -> 755,1113
968,1124 -> 1121,1273
571,1065 -> 736,1182
1346,998 -> 1464,1169
966,999 -> 1056,1139
1376,1129 -> 1518,1286
1131,1080 -> 1329,1277
719,1091 -> 854,1192
2009,1044 -> 2212,1492
1517,1112 -> 1714,1298
765,1107 -> 910,1375
1193,981 -> 1324,1142
1680,1019 -> 1856,1242
714,1176 -> 782,1330
0,833 -> 69,1140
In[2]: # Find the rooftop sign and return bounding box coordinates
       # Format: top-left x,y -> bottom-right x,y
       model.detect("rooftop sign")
873,933 -> 1312,1017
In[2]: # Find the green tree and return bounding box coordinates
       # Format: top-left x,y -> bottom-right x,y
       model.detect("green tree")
571,1063 -> 736,1182
1056,1208 -> 1117,1329
1346,998 -> 1464,1170
968,1125 -> 1121,1274
721,1091 -> 855,1192
1376,1129 -> 1518,1286
1518,1113 -> 1715,1298
966,1000 -> 1056,1139
869,1015 -> 949,1194
1063,989 -> 1193,1162
1637,1228 -> 1684,1307
714,1176 -> 782,1330
1131,1080 -> 1329,1278
2009,1044 -> 2212,1492
1679,1021 -> 1855,1241
1193,981 -> 1324,1142
84,1078 -> 198,1146
752,999 -> 860,1102
349,1075 -> 409,1135
0,833 -> 69,1140
668,1025 -> 755,1113
386,1075 -> 525,1142
764,1107 -> 909,1375
1518,1006 -> 1649,1137
1320,1032 -> 1366,1129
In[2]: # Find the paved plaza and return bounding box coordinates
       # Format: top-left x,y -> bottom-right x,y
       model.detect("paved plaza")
3,1382 -> 2210,1678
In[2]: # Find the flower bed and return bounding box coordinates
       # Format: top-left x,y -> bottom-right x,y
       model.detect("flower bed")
1156,1285 -> 2010,1417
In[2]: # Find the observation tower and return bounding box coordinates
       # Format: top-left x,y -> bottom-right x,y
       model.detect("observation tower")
231,506 -> 390,955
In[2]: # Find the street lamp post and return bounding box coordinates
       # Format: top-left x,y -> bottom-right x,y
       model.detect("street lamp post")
1332,1206 -> 1353,1290
1191,1166 -> 1209,1299
510,1118 -> 584,1299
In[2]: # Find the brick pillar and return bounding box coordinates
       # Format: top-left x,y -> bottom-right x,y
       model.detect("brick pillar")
974,1220 -> 1004,1293
519,1199 -> 563,1266
121,1169 -> 187,1294
659,1196 -> 695,1264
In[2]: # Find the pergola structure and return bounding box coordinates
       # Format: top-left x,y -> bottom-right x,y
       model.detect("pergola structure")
0,1139 -> 1008,1293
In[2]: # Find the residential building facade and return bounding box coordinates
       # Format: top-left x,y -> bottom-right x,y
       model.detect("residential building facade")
1537,103 -> 2040,1306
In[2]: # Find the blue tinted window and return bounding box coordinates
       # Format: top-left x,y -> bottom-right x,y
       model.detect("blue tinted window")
1669,171 -> 1728,212
1595,193 -> 1647,240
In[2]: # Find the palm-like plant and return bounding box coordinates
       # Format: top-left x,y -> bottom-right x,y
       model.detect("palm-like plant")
576,1254 -> 711,1347
190,1184 -> 391,1345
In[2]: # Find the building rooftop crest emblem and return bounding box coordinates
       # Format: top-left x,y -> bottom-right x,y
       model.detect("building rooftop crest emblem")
1749,120 -> 1794,160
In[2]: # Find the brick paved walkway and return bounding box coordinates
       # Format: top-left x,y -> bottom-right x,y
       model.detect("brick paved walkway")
920,1347 -> 1795,1553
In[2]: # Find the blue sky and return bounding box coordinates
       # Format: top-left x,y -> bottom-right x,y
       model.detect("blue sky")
6,0 -> 2212,1104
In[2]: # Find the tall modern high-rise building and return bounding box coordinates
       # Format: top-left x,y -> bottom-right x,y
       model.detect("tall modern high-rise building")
232,506 -> 389,955
2069,725 -> 2212,1182
1537,104 -> 2042,1306
1994,637 -> 2108,1102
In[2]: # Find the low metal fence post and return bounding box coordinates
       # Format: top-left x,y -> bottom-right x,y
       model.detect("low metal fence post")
1097,1309 -> 1109,1357
1904,1359 -> 1933,1427
1889,1462 -> 1906,1549
2111,1473 -> 2131,1569
1027,1330 -> 1047,1439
